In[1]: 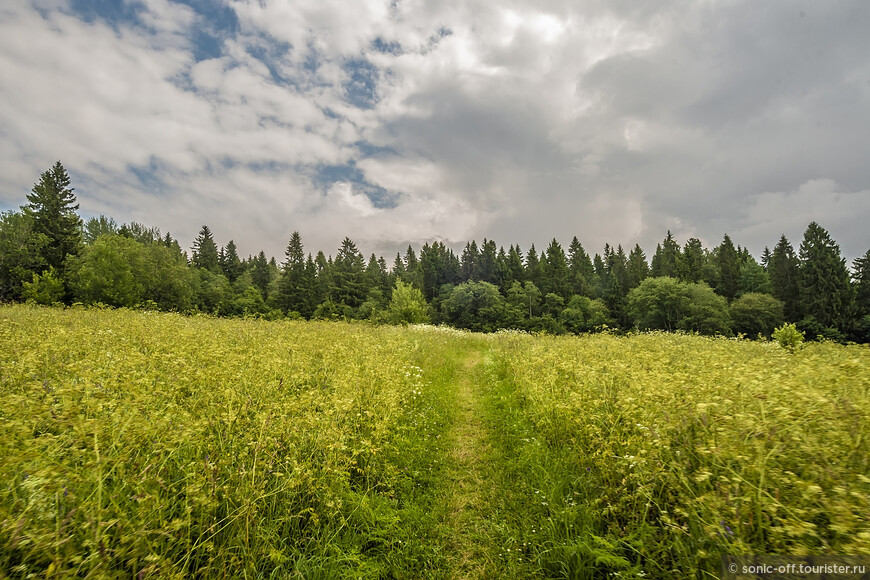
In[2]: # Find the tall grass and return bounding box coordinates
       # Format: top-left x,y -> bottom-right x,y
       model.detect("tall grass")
0,305 -> 456,578
485,330 -> 870,578
2,306 -> 867,578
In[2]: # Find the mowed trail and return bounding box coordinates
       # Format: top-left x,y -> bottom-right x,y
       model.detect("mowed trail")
441,350 -> 494,579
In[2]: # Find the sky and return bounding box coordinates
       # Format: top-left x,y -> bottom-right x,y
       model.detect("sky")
1,0 -> 868,263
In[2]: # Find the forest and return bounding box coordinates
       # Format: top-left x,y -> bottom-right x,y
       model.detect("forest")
2,161 -> 869,342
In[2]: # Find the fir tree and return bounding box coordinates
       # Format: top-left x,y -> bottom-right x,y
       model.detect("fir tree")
715,234 -> 740,301
220,240 -> 243,282
798,222 -> 853,330
680,238 -> 705,283
333,237 -> 366,308
853,249 -> 870,318
567,237 -> 594,297
191,225 -> 220,273
277,232 -> 311,316
250,251 -> 272,297
23,161 -> 82,272
768,235 -> 801,321
542,238 -> 571,299
626,244 -> 649,290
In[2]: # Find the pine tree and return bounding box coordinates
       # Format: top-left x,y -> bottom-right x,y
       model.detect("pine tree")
768,235 -> 801,321
798,222 -> 853,330
191,225 -> 220,273
23,161 -> 82,271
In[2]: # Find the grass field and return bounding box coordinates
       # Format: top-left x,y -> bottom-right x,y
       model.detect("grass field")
1,304 -> 868,578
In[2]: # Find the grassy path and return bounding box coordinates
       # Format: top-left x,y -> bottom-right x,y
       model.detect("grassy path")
441,350 -> 492,579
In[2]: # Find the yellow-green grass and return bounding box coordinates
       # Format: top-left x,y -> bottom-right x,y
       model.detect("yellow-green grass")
485,330 -> 870,577
0,305 -> 465,578
1,305 -> 868,579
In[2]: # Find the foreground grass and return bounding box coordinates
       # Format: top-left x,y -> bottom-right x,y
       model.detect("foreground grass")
1,305 -> 868,578
484,330 -> 870,578
0,305 -> 473,578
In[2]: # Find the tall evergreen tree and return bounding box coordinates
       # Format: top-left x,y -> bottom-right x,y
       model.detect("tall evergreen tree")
250,251 -> 272,298
507,245 -> 526,285
626,244 -> 649,290
460,241 -> 479,281
853,249 -> 870,318
220,240 -> 244,282
798,222 -> 853,330
679,238 -> 705,283
403,245 -> 422,289
23,161 -> 82,272
768,235 -> 802,321
541,238 -> 571,299
715,234 -> 740,301
592,253 -> 606,298
525,244 -> 541,289
650,231 -> 680,278
567,237 -> 594,297
277,232 -> 312,316
191,225 -> 220,273
332,237 -> 366,308
478,239 -> 498,284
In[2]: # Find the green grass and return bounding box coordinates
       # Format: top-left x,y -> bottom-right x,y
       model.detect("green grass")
1,305 -> 868,578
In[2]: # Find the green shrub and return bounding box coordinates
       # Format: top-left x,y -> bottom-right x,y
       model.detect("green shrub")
772,322 -> 804,351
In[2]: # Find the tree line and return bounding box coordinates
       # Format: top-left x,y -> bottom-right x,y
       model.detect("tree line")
2,162 -> 869,342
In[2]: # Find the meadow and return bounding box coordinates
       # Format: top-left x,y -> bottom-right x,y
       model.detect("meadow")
1,304 -> 868,578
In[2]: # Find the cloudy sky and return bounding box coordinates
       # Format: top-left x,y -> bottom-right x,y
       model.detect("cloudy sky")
1,0 -> 868,262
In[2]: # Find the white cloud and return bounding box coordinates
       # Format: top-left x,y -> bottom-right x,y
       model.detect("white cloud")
1,0 -> 868,264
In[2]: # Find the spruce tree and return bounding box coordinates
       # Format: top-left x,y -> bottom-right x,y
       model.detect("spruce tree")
507,245 -> 526,285
478,239 -> 498,284
277,232 -> 311,316
626,244 -> 649,290
853,249 -> 870,317
23,161 -> 82,271
650,231 -> 680,278
567,237 -> 594,297
798,222 -> 853,330
525,244 -> 541,289
542,238 -> 571,299
768,235 -> 801,321
680,238 -> 705,283
460,241 -> 479,281
220,240 -> 244,282
191,225 -> 220,273
715,234 -> 740,301
250,251 -> 272,298
333,237 -> 366,308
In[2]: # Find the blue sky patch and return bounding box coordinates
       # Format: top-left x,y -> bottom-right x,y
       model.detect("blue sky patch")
316,163 -> 398,209
343,58 -> 380,109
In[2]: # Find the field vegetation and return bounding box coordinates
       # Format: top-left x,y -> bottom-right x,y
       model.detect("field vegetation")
1,304 -> 868,578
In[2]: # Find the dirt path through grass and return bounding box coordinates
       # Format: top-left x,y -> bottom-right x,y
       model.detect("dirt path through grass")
440,348 -> 494,579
